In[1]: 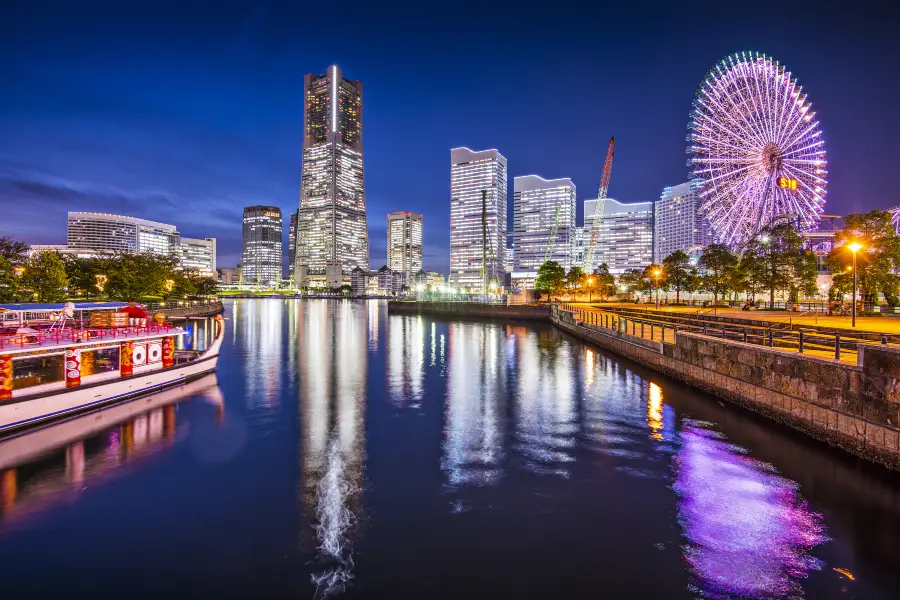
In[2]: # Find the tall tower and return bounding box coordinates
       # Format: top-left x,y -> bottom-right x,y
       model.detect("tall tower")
654,181 -> 713,262
386,211 -> 423,281
296,65 -> 368,281
242,205 -> 283,286
449,148 -> 507,288
512,175 -> 576,275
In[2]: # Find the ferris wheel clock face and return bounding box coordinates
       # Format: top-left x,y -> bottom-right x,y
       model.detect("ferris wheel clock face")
689,52 -> 827,248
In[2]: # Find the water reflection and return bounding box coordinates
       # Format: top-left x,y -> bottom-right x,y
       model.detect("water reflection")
513,328 -> 577,477
297,301 -> 366,598
442,322 -> 506,491
674,420 -> 828,599
0,375 -> 222,530
387,316 -> 425,407
235,299 -> 284,408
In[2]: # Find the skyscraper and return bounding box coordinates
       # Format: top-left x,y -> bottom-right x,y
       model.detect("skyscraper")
296,65 -> 368,281
242,206 -> 283,285
584,198 -> 653,273
288,209 -> 298,279
654,181 -> 713,262
386,211 -> 423,280
449,147 -> 507,289
180,237 -> 217,276
512,175 -> 576,279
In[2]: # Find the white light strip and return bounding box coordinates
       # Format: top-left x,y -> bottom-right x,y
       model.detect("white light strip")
332,65 -> 338,133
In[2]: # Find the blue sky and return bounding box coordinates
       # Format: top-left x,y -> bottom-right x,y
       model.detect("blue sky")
3,0 -> 898,272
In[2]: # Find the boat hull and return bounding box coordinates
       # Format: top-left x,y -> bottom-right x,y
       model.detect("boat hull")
0,355 -> 219,434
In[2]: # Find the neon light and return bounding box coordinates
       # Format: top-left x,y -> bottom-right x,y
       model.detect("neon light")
332,65 -> 337,133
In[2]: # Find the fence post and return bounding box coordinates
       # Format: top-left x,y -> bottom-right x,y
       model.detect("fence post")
882,334 -> 888,345
834,334 -> 840,361
799,330 -> 804,354
768,329 -> 773,347
641,322 -> 645,338
743,330 -> 748,343
721,326 -> 726,339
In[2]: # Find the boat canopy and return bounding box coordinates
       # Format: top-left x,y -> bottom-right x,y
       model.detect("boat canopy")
0,302 -> 126,312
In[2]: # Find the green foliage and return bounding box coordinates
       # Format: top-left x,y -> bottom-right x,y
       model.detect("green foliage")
617,268 -> 643,296
0,237 -> 29,265
0,256 -> 18,302
20,251 -> 69,302
742,220 -> 816,307
662,251 -> 695,303
826,210 -> 900,304
566,266 -> 585,291
593,264 -> 617,300
698,244 -> 738,305
536,260 -> 566,300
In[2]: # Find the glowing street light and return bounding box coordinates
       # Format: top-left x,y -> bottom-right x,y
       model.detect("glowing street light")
847,242 -> 863,327
94,273 -> 108,295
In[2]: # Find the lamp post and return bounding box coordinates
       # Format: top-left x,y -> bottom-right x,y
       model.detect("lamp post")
653,268 -> 662,309
847,242 -> 862,327
587,277 -> 594,302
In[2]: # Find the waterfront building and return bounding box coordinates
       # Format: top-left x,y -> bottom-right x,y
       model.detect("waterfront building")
584,198 -> 653,273
654,181 -> 713,262
288,210 -> 298,279
180,237 -> 216,276
449,147 -> 507,289
295,65 -> 369,278
376,265 -> 404,295
67,212 -> 180,256
217,267 -> 240,286
512,175 -> 576,287
241,206 -> 283,286
426,271 -> 445,288
386,211 -> 423,281
573,226 -> 586,268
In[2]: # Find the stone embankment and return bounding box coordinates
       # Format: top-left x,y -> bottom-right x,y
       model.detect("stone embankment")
551,305 -> 900,470
387,301 -> 550,321
163,301 -> 224,320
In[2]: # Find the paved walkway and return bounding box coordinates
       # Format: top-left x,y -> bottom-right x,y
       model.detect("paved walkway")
572,302 -> 900,335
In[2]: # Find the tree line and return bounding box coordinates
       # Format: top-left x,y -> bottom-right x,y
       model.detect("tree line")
535,210 -> 900,306
0,237 -> 217,303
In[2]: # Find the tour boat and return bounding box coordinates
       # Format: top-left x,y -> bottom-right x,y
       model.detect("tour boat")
0,305 -> 223,434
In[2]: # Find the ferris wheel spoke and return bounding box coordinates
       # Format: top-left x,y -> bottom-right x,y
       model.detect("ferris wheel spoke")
698,91 -> 767,147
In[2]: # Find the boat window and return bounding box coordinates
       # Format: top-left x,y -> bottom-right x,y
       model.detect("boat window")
82,346 -> 120,376
12,355 -> 65,389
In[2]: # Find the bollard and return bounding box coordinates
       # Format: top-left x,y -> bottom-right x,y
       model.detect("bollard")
882,334 -> 888,345
799,330 -> 804,354
834,334 -> 840,360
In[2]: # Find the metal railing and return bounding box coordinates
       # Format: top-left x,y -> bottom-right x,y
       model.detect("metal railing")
557,304 -> 896,362
144,298 -> 220,312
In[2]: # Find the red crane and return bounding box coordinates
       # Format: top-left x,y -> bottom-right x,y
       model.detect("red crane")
584,136 -> 615,273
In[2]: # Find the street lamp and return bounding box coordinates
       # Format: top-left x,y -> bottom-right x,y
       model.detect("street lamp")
587,277 -> 594,302
653,268 -> 662,309
847,242 -> 863,327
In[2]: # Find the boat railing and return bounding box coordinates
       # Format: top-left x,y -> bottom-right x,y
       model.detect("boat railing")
0,322 -> 177,351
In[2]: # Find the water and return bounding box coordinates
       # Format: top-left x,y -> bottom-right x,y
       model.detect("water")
1,299 -> 899,599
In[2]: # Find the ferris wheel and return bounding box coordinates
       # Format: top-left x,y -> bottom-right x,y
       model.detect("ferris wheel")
688,52 -> 827,248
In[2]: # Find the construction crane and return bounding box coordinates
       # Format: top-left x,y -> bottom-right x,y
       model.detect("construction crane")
584,136 -> 615,273
543,204 -> 563,264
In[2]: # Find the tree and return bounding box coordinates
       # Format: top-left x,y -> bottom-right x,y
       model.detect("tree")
20,251 -> 69,302
63,254 -> 111,298
662,251 -> 693,304
593,264 -> 617,301
617,268 -> 643,299
535,260 -> 566,301
0,237 -> 28,265
698,244 -> 737,306
106,252 -> 179,301
566,266 -> 585,297
743,220 -> 810,308
826,210 -> 900,305
0,257 -> 18,302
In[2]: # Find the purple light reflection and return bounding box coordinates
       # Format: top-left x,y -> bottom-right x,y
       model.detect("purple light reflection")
674,421 -> 828,599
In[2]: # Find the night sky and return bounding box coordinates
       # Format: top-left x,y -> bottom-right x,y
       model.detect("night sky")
3,1 -> 898,272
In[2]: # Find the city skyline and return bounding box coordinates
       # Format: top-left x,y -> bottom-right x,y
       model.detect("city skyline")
3,2 -> 898,273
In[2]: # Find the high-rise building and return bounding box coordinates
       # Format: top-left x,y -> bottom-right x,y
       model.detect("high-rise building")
584,198 -> 653,273
67,212 -> 180,256
296,65 -> 368,278
386,211 -> 423,281
180,237 -> 217,276
573,226 -> 586,268
242,206 -> 283,285
512,175 -> 576,279
449,147 -> 507,289
288,210 -> 298,279
654,181 -> 714,262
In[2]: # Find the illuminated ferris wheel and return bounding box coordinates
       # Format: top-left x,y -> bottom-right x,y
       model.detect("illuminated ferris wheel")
688,52 -> 828,248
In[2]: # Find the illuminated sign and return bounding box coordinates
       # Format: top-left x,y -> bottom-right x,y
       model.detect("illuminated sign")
777,177 -> 799,191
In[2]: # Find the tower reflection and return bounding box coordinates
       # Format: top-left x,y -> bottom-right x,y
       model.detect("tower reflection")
235,299 -> 284,408
674,421 -> 828,598
513,328 -> 576,477
442,322 -> 506,490
297,301 -> 366,598
386,315 -> 425,407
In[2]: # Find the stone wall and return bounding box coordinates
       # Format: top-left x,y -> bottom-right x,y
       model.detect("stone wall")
163,301 -> 224,320
388,301 -> 550,321
551,306 -> 900,470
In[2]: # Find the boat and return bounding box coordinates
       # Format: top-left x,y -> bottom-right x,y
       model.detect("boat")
0,304 -> 223,434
